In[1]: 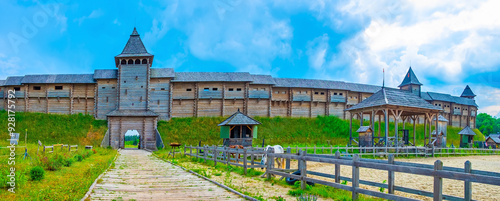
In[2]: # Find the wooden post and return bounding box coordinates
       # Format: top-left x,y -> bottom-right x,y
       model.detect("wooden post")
184,145 -> 186,155
43,146 -> 45,154
243,149 -> 247,175
267,148 -> 274,180
349,113 -> 353,146
286,147 -> 291,170
352,154 -> 360,200
226,147 -> 230,165
335,151 -> 340,183
300,150 -> 307,190
189,145 -> 192,156
214,146 -> 218,166
464,161 -> 472,201
204,146 -> 207,163
434,160 -> 443,201
251,148 -> 255,170
384,109 -> 389,147
388,154 -> 395,194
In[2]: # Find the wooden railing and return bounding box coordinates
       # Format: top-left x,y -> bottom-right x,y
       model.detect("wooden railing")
184,145 -> 266,174
283,145 -> 500,158
42,144 -> 78,154
265,149 -> 500,201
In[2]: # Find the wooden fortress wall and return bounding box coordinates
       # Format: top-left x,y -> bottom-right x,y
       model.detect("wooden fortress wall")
0,80 -> 477,129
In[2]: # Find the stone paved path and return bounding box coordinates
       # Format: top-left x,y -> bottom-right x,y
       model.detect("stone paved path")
88,149 -> 243,200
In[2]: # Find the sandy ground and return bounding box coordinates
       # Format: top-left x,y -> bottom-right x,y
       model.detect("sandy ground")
290,155 -> 500,201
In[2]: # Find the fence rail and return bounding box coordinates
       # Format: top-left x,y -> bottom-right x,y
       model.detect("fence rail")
285,145 -> 500,158
41,144 -> 78,154
185,145 -> 266,174
265,149 -> 500,201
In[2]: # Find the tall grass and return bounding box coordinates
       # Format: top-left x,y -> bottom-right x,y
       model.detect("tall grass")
158,116 -> 485,147
0,111 -> 107,146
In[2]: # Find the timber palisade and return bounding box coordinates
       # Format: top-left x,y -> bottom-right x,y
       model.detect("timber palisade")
0,28 -> 478,149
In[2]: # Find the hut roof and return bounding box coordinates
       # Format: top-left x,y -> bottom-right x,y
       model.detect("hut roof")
4,76 -> 24,86
461,85 -> 476,97
398,67 -> 422,87
458,126 -> 476,136
115,27 -> 152,58
106,109 -> 159,117
356,126 -> 372,132
151,68 -> 175,78
432,115 -> 449,122
218,110 -> 261,126
346,87 -> 442,111
486,134 -> 500,143
21,74 -> 95,84
172,72 -> 253,82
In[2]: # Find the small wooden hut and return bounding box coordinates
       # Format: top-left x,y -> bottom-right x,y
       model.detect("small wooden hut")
458,126 -> 476,148
486,134 -> 500,148
356,126 -> 373,147
431,115 -> 449,147
219,109 -> 261,147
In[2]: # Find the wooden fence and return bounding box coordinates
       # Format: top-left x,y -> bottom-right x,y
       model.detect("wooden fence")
184,145 -> 266,174
42,144 -> 78,154
265,149 -> 500,201
285,145 -> 500,158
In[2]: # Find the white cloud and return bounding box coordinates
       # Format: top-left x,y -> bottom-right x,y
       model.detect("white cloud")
74,9 -> 103,25
306,34 -> 329,70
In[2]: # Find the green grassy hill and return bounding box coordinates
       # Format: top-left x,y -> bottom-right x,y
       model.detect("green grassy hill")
0,111 -> 485,148
158,116 -> 485,147
0,111 -> 107,146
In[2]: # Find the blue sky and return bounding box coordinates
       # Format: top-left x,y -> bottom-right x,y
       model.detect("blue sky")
1,0 -> 500,117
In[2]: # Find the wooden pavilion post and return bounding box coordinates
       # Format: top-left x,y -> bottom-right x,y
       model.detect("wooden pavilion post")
412,116 -> 417,146
435,112 -> 439,146
378,114 -> 381,137
359,112 -> 364,126
391,109 -> 402,147
384,109 -> 389,147
371,110 -> 375,146
424,113 -> 428,146
349,112 -> 353,146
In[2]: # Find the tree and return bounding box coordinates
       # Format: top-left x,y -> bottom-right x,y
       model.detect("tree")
476,113 -> 500,135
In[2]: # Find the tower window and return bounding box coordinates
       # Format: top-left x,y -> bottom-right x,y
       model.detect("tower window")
314,92 -> 319,95
55,86 -> 63,90
161,88 -> 165,90
135,59 -> 140,64
334,92 -> 338,95
141,86 -> 143,88
128,60 -> 133,64
14,87 -> 20,91
339,93 -> 343,95
204,88 -> 209,91
121,60 -> 126,64
320,92 -> 325,95
186,88 -> 192,91
236,88 -> 242,91
33,86 -> 41,90
142,59 -> 147,64
212,88 -> 218,91
102,87 -> 106,89
112,87 -> 115,89
228,88 -> 234,91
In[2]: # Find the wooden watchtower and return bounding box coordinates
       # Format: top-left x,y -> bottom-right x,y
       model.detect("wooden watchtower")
219,109 -> 261,147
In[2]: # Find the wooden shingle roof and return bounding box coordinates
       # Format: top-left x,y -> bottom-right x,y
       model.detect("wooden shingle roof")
94,69 -> 117,79
486,134 -> 500,143
356,126 -> 372,132
115,27 -> 152,58
4,76 -> 24,86
218,110 -> 261,126
0,80 -> 5,86
461,85 -> 476,98
398,67 -> 422,87
172,72 -> 253,82
251,74 -> 276,85
458,126 -> 476,136
422,91 -> 478,107
106,109 -> 159,117
346,87 -> 442,111
273,78 -> 381,93
21,74 -> 95,84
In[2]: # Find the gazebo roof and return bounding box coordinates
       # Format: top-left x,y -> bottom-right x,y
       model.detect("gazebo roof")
432,115 -> 449,122
346,87 -> 442,113
218,109 -> 261,126
458,126 -> 476,136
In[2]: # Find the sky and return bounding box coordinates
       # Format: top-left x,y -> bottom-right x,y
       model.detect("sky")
0,0 -> 500,117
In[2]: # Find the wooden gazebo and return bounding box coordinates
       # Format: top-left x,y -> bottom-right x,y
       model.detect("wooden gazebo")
346,87 -> 442,147
219,109 -> 261,147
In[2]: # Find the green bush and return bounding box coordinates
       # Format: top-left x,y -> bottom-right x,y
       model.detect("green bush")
62,157 -> 74,167
75,154 -> 83,162
30,166 -> 45,181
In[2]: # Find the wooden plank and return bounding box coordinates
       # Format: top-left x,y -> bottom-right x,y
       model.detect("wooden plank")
352,154 -> 360,200
434,160 -> 443,201
388,154 -> 395,194
464,161 -> 471,201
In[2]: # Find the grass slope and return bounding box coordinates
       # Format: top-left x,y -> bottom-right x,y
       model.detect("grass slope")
0,111 -> 107,146
158,116 -> 485,147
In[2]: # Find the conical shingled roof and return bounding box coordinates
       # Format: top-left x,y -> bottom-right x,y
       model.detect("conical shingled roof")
116,27 -> 153,57
218,109 -> 261,126
398,67 -> 422,87
460,85 -> 476,98
458,126 -> 476,136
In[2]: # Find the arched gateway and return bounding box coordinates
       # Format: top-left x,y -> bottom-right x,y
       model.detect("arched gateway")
100,28 -> 163,150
